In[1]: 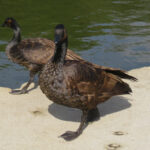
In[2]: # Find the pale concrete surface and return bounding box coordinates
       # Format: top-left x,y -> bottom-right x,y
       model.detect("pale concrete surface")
0,67 -> 149,150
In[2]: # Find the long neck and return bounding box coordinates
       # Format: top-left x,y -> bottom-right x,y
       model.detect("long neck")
52,40 -> 68,64
10,26 -> 21,44
6,26 -> 21,51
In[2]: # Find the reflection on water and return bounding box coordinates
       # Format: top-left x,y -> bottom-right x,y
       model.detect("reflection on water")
0,0 -> 150,88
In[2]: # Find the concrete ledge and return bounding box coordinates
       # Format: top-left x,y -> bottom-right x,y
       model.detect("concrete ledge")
0,67 -> 149,150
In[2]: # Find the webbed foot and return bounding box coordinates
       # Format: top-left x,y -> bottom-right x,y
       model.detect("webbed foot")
10,89 -> 28,95
60,110 -> 88,141
60,131 -> 79,141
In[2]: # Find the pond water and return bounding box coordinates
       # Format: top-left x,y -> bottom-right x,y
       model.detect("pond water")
0,0 -> 150,88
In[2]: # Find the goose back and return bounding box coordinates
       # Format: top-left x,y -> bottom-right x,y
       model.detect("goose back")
6,38 -> 82,68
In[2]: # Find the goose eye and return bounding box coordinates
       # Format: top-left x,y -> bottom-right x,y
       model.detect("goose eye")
7,19 -> 12,24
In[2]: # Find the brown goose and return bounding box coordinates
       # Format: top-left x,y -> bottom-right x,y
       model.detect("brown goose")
1,18 -> 136,94
39,24 -> 137,141
1,17 -> 82,94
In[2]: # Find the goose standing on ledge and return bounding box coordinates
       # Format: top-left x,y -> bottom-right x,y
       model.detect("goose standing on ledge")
1,17 -> 82,94
39,24 -> 137,141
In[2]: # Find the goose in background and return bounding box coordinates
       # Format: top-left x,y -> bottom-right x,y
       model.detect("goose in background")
1,17 -> 82,94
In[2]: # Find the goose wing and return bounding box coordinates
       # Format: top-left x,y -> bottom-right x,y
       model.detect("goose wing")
78,60 -> 137,81
17,38 -> 54,64
18,38 -> 83,65
64,61 -> 132,104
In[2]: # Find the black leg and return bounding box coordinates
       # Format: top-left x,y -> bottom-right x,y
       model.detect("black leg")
10,71 -> 35,95
60,110 -> 88,141
87,107 -> 100,122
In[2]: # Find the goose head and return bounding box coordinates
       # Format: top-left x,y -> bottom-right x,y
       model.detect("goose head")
2,17 -> 19,30
54,24 -> 68,46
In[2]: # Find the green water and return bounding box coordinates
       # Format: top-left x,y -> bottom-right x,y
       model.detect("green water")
0,0 -> 116,50
0,0 -> 150,88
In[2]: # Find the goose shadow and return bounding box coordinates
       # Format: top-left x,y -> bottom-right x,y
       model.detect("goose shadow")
48,96 -> 131,122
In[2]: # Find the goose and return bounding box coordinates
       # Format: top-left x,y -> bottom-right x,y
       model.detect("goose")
39,24 -> 137,141
1,17 -> 82,94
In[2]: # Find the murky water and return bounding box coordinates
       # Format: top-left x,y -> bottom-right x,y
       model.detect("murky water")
0,0 -> 150,88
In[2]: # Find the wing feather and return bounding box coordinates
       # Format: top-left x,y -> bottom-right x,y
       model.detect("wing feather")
17,38 -> 54,64
64,61 -> 132,103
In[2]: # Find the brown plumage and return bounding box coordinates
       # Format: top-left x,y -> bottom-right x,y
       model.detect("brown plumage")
2,17 -> 136,94
39,24 -> 137,141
